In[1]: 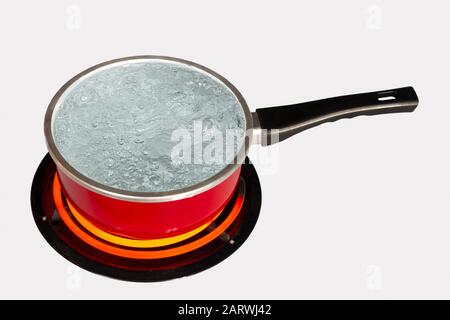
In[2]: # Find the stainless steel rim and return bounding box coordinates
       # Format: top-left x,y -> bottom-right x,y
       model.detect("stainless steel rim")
44,55 -> 253,203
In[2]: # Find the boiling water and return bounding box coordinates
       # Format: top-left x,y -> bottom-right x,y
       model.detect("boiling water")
52,60 -> 246,192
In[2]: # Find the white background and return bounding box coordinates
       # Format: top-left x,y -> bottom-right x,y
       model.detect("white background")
1,0 -> 449,299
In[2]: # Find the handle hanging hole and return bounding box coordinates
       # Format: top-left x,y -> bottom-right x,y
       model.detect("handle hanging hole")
378,95 -> 396,101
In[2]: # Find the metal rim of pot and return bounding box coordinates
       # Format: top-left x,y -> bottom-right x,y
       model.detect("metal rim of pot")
44,55 -> 254,203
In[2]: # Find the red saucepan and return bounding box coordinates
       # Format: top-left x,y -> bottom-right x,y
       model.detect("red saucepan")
44,56 -> 418,239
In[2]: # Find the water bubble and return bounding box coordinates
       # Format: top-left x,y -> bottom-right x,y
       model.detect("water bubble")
106,158 -> 114,167
172,91 -> 187,101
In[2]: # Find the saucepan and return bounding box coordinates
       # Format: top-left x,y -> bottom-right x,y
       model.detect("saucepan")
44,56 -> 418,239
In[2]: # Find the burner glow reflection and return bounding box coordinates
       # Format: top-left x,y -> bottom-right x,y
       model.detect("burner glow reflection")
67,199 -> 222,248
53,173 -> 245,259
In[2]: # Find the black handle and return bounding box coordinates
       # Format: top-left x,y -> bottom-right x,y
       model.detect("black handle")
254,86 -> 419,145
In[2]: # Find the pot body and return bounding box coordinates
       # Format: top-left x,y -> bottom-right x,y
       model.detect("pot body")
44,56 -> 252,240
56,166 -> 242,239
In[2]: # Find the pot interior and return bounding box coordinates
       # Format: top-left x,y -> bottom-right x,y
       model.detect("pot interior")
48,57 -> 249,193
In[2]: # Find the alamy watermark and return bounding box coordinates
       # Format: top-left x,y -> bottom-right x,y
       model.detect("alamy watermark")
366,5 -> 382,30
66,5 -> 81,31
366,264 -> 382,290
66,265 -> 81,290
169,120 -> 280,174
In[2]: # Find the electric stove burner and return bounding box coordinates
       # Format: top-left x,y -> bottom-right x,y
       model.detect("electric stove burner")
31,154 -> 262,282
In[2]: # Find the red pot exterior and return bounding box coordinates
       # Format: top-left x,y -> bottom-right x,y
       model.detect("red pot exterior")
56,167 -> 241,239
